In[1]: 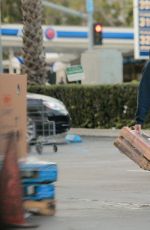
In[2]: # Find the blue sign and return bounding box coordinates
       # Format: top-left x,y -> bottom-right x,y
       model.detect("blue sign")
86,0 -> 94,13
134,0 -> 150,59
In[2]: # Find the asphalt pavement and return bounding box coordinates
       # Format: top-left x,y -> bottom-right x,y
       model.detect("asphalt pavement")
20,129 -> 150,230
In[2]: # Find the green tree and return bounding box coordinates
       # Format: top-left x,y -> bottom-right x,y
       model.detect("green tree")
43,0 -> 133,27
2,0 -> 22,23
21,0 -> 47,84
94,0 -> 133,27
1,0 -> 133,27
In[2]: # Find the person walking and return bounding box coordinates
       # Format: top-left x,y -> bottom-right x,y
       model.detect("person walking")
134,60 -> 150,134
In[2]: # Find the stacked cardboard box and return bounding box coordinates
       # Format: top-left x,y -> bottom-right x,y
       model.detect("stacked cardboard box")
20,160 -> 58,215
0,74 -> 27,158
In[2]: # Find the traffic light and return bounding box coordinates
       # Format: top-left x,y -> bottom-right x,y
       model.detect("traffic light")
93,23 -> 103,45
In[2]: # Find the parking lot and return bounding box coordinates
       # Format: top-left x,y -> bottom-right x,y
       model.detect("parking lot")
26,136 -> 150,230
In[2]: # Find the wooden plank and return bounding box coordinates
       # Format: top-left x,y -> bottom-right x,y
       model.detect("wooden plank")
36,208 -> 55,216
23,199 -> 56,216
114,136 -> 150,170
120,127 -> 150,161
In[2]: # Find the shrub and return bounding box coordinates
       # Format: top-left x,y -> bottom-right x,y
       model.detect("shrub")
28,83 -> 147,129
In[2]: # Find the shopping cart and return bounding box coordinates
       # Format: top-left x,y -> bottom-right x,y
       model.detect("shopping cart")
27,109 -> 58,154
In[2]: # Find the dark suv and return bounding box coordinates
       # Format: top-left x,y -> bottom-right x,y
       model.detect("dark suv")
27,93 -> 71,140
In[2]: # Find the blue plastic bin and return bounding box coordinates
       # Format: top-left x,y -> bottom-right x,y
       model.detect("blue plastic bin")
20,161 -> 58,183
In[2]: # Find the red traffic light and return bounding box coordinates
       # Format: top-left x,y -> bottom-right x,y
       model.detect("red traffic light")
94,24 -> 102,33
93,23 -> 103,45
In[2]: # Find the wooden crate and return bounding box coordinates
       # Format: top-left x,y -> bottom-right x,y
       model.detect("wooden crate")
114,127 -> 150,170
23,199 -> 56,216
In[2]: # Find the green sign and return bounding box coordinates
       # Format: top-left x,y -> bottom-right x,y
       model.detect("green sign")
66,65 -> 85,82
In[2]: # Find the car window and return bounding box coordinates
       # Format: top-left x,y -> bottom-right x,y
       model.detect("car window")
27,98 -> 42,107
27,98 -> 43,118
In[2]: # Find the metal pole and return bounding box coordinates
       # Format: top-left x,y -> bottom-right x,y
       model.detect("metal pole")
42,0 -> 87,19
87,12 -> 93,50
86,0 -> 94,50
0,0 -> 3,73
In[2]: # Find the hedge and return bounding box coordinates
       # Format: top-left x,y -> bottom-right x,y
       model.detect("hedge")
27,83 -> 150,129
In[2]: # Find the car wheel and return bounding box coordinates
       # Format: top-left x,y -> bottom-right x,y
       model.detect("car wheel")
27,117 -> 36,143
35,142 -> 43,154
53,144 -> 58,152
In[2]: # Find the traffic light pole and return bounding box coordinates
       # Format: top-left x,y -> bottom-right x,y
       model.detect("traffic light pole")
86,0 -> 94,50
87,11 -> 93,50
42,0 -> 87,19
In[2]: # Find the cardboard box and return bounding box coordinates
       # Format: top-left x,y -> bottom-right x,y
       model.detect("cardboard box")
0,74 -> 27,158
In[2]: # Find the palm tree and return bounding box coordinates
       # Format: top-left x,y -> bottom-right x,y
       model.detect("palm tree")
21,0 -> 47,84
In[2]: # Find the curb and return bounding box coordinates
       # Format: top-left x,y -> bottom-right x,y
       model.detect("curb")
69,128 -> 120,138
69,128 -> 150,138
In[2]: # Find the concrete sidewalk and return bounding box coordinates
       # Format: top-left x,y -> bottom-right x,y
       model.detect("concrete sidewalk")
31,134 -> 150,230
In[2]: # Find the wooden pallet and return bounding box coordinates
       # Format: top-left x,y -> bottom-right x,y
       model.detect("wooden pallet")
23,199 -> 56,216
114,127 -> 150,170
